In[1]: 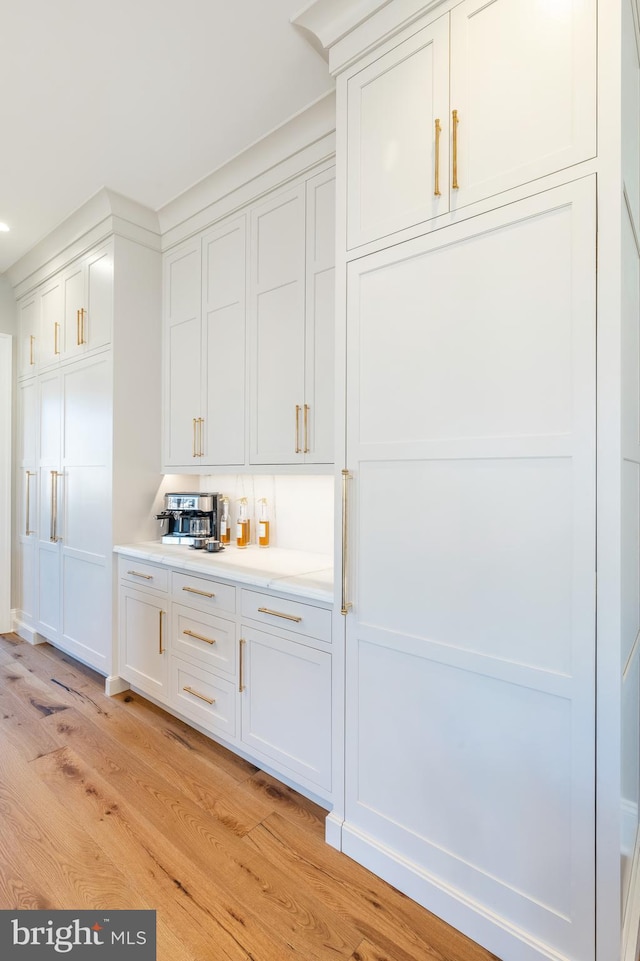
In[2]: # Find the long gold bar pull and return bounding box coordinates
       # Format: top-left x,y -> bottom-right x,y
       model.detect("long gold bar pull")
452,109 -> 460,190
80,308 -> 86,344
159,610 -> 165,654
192,417 -> 197,458
183,628 -> 216,645
54,322 -> 60,355
76,309 -> 81,346
199,417 -> 204,457
182,586 -> 215,599
434,118 -> 442,196
303,404 -> 310,453
341,468 -> 352,615
50,471 -> 60,542
29,335 -> 35,366
25,471 -> 36,535
239,638 -> 246,692
257,606 -> 302,623
183,686 -> 215,705
295,405 -> 302,454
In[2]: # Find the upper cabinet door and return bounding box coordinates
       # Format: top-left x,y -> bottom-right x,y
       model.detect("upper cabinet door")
249,185 -> 306,465
39,277 -> 64,368
449,0 -> 596,211
346,14 -> 450,249
63,244 -> 113,359
17,293 -> 39,378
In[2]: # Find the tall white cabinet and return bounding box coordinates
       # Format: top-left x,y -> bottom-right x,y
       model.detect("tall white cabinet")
12,192 -> 162,683
295,0 -> 635,960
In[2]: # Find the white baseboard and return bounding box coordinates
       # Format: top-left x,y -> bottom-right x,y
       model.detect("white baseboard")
341,822 -> 571,961
105,675 -> 130,696
325,811 -> 343,850
12,615 -> 47,646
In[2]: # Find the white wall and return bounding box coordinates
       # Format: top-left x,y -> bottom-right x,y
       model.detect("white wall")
0,275 -> 16,334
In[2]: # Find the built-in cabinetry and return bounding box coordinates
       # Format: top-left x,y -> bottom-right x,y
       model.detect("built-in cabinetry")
117,554 -> 334,803
162,162 -> 335,472
13,199 -> 162,681
293,0 -> 633,959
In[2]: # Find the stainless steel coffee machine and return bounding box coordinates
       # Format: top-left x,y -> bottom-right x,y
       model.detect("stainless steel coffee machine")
156,492 -> 219,545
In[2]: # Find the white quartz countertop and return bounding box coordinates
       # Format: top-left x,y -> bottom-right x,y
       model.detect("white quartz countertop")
114,542 -> 334,603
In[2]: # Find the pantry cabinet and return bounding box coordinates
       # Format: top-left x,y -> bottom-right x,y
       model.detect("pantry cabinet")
15,377 -> 37,634
345,0 -> 596,249
163,216 -> 246,468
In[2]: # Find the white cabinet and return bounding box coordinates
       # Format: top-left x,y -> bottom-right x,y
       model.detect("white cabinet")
15,377 -> 38,633
163,216 -> 246,468
17,291 -> 39,378
345,0 -> 596,248
249,167 -> 335,465
120,585 -> 168,699
35,355 -> 112,668
162,164 -> 335,471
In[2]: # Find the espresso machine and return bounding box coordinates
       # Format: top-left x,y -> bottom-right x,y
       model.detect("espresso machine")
156,492 -> 219,545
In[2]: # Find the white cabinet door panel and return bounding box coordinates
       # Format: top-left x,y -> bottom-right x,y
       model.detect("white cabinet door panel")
345,179 -> 596,961
120,587 -> 168,697
449,0 -> 596,211
18,294 -> 38,377
347,14 -> 449,248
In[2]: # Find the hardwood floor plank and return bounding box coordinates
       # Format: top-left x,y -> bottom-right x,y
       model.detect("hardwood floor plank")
243,813 -> 500,961
0,678 -> 63,761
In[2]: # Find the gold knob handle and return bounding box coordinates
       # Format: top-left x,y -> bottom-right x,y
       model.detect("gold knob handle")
257,606 -> 302,624
341,468 -> 352,615
434,118 -> 442,197
452,109 -> 460,190
183,685 -> 215,705
239,637 -> 246,692
159,610 -> 165,654
182,586 -> 216,598
183,628 -> 216,645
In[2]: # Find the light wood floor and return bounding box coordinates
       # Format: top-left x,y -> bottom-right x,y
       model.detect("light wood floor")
0,631 -> 500,961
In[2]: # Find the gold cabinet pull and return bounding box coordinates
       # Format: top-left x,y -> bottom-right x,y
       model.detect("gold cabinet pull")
192,417 -> 197,458
198,417 -> 204,457
159,610 -> 165,654
434,118 -> 442,196
303,404 -> 310,453
182,585 -> 215,599
452,109 -> 460,190
295,405 -> 302,453
76,309 -> 81,346
127,569 -> 153,580
239,637 -> 246,692
257,606 -> 302,623
80,308 -> 86,344
25,471 -> 36,535
50,470 -> 60,542
54,322 -> 61,355
183,628 -> 216,646
341,468 -> 352,615
29,334 -> 35,366
183,685 -> 215,705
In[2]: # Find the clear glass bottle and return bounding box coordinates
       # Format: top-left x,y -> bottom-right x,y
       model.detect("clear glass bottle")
236,497 -> 250,549
258,498 -> 270,548
219,496 -> 230,544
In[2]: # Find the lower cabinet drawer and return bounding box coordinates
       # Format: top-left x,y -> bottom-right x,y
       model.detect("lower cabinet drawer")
241,589 -> 331,644
120,560 -> 169,593
173,604 -> 236,678
170,657 -> 237,738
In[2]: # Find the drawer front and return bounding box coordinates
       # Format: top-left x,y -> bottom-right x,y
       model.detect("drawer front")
241,589 -> 331,643
120,559 -> 169,593
171,657 -> 237,738
173,604 -> 236,677
172,571 -> 236,614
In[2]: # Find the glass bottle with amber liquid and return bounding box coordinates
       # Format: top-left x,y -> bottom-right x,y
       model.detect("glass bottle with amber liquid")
236,497 -> 250,549
258,498 -> 270,548
219,496 -> 230,544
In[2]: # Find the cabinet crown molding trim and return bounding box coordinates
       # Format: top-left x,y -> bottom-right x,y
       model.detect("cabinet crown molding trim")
7,188 -> 160,293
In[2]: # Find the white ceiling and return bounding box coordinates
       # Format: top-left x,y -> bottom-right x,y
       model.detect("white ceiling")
0,0 -> 333,274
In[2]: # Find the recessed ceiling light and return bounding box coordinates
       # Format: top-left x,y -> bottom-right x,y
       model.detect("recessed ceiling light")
0,223 -> 10,232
